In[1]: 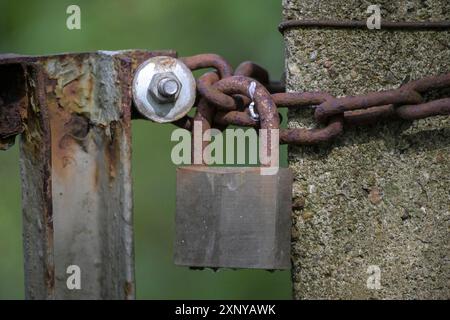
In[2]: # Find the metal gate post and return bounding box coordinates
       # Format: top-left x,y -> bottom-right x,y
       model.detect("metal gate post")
283,1 -> 450,299
0,50 -> 175,299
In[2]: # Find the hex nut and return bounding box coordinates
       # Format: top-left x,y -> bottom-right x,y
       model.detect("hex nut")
149,72 -> 182,104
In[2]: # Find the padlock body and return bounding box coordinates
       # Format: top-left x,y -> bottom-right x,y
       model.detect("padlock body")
174,166 -> 292,269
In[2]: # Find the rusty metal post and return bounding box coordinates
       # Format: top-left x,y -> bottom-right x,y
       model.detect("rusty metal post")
0,50 -> 175,299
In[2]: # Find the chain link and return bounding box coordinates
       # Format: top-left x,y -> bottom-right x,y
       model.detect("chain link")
178,53 -> 450,145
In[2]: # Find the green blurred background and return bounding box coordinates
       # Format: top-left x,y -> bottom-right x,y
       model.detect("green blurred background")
0,0 -> 290,299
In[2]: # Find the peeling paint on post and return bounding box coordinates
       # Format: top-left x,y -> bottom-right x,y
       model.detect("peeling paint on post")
0,50 -> 175,299
283,1 -> 450,299
43,52 -> 136,300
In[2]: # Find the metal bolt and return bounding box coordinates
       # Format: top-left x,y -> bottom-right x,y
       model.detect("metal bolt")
158,77 -> 180,98
132,56 -> 196,123
148,72 -> 183,104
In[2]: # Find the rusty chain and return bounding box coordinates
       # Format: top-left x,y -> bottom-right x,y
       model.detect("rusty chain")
278,19 -> 450,33
176,54 -> 450,145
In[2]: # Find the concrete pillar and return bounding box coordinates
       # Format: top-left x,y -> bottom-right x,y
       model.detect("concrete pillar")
283,0 -> 450,299
1,50 -> 174,299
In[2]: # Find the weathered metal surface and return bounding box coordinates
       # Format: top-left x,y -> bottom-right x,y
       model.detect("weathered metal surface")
0,63 -> 28,150
278,19 -> 450,33
20,64 -> 54,299
43,52 -> 135,300
174,166 -> 293,269
0,49 -> 176,299
179,53 -> 449,145
181,54 -> 233,79
313,73 -> 450,122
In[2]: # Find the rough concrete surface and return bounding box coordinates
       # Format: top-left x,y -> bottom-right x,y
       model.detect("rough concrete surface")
283,0 -> 450,299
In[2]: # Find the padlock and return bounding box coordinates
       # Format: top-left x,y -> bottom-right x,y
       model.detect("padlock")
173,79 -> 292,270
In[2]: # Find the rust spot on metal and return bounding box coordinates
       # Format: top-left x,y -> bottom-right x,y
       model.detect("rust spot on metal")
45,263 -> 55,295
235,61 -> 269,84
20,63 -> 56,298
65,114 -> 90,140
281,117 -> 344,145
106,121 -> 121,183
1,50 -> 167,299
181,53 -> 233,78
124,281 -> 134,299
58,115 -> 90,153
0,63 -> 28,149
93,163 -> 100,190
0,136 -> 16,150
214,75 -> 280,130
48,94 -> 79,178
118,49 -> 177,73
197,71 -> 235,110
116,56 -> 132,129
181,54 -> 449,146
0,99 -> 24,137
278,19 -> 450,33
59,80 -> 84,111
49,60 -> 95,115
314,73 -> 450,123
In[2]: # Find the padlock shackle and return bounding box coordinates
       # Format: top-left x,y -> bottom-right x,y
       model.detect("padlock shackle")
214,76 -> 280,167
214,76 -> 279,130
191,72 -> 220,165
192,74 -> 280,166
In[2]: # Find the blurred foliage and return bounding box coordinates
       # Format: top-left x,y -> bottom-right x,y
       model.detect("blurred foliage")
0,0 -> 290,299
